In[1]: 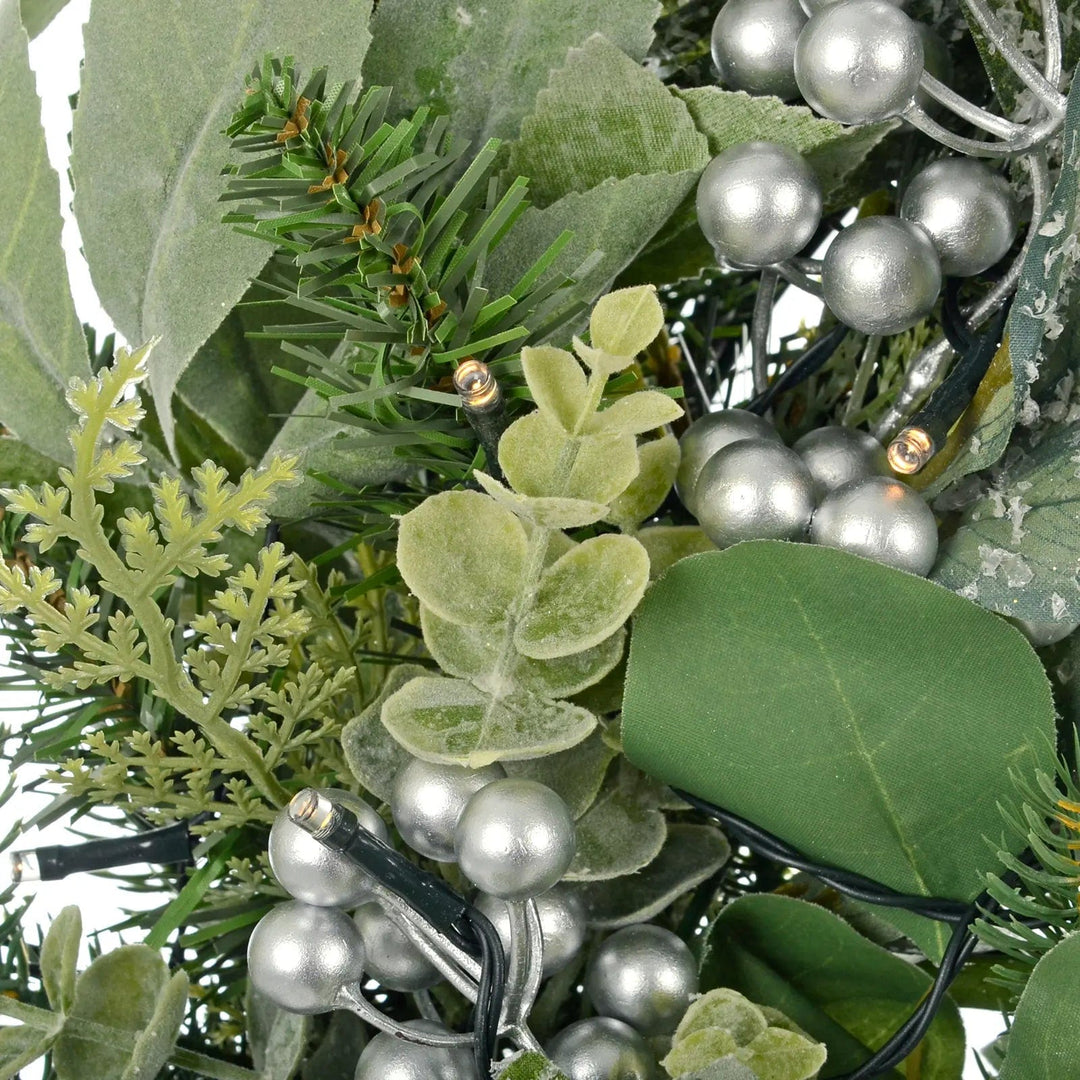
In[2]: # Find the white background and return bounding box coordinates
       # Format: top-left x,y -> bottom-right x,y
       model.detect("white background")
2,3 -> 1006,1076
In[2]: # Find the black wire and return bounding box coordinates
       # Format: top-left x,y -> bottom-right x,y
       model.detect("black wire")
746,323 -> 850,415
464,907 -> 505,1074
941,279 -> 976,354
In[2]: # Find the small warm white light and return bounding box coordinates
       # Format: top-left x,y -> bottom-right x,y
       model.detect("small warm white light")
288,789 -> 335,836
453,358 -> 501,411
8,851 -> 40,884
887,427 -> 934,475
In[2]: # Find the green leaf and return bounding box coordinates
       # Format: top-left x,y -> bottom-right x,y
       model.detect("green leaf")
522,346 -> 589,431
588,284 -> 667,361
665,1030 -> 742,1077
508,36 -> 707,206
0,435 -> 62,488
122,970 -> 189,1080
397,490 -> 529,627
474,471 -> 609,529
301,1011 -> 367,1080
674,988 -> 769,1047
71,0 -> 374,455
733,1028 -> 829,1080
637,525 -> 716,578
588,392 -> 683,436
494,1050 -> 571,1080
364,0 -> 660,150
700,894 -> 965,1079
563,777 -> 666,880
515,533 -> 650,659
0,1024 -> 58,1080
381,675 -> 598,767
247,987 -> 309,1080
622,542 -> 1056,960
0,0 -> 90,464
39,906 -> 81,1014
607,435 -> 681,529
686,1061 -> 758,1080
998,933 -> 1080,1080
19,0 -> 69,36
503,729 -> 618,818
571,823 -> 730,927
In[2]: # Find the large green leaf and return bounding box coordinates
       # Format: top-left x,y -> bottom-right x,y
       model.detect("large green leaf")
508,35 -> 707,206
622,542 -> 1056,960
700,895 -> 965,1079
363,0 -> 659,150
998,933 -> 1080,1080
0,0 -> 89,464
71,0 -> 374,455
19,0 -> 68,36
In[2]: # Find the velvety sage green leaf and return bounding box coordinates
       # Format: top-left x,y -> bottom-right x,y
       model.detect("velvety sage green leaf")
53,945 -> 169,1080
674,988 -> 769,1048
40,906 -> 81,1014
572,823 -> 730,927
0,436 -> 62,487
687,1060 -> 758,1080
71,0 -> 373,455
397,490 -> 529,627
247,987 -> 309,1080
474,470 -> 608,529
421,605 -> 625,700
998,933 -> 1080,1080
700,895 -> 966,1078
381,675 -> 598,768
607,435 -> 680,529
637,525 -> 716,578
588,285 -> 667,360
494,1050 -> 571,1080
562,779 -> 666,880
341,663 -> 427,802
0,1024 -> 58,1080
516,533 -> 650,659
499,411 -> 641,504
122,970 -> 189,1080
509,36 -> 707,207
364,0 -> 659,151
19,0 -> 68,36
587,393 -> 683,436
931,419 -> 1080,622
301,1011 -> 367,1080
623,542 -> 1056,961
664,1029 -> 742,1077
503,729 -> 618,818
733,1027 -> 829,1080
522,346 -> 589,432
0,0 -> 90,464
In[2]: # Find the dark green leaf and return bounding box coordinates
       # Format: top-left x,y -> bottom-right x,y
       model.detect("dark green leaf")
301,1012 -> 367,1080
19,0 -> 69,36
247,987 -> 309,1080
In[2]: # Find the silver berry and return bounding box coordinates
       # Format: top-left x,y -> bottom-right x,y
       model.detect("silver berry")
795,0 -> 924,125
247,901 -> 365,1014
546,1017 -> 657,1080
696,142 -> 823,268
711,0 -> 807,100
454,778 -> 576,900
694,438 -> 816,548
354,1020 -> 479,1080
474,887 -> 588,978
268,788 -> 388,908
676,409 -> 782,516
822,217 -> 942,336
900,158 -> 1018,277
810,475 -> 938,575
793,426 -> 888,500
801,0 -> 906,12
353,902 -> 441,991
391,758 -> 505,862
586,925 -> 698,1037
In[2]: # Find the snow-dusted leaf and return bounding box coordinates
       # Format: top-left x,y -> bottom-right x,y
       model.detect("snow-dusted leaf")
733,1027 -> 828,1080
587,393 -> 682,437
247,986 -> 310,1080
675,989 -> 769,1047
474,471 -> 608,529
664,1030 -> 741,1078
503,729 -> 618,818
521,346 -> 589,432
40,906 -> 81,1014
607,435 -> 680,529
562,780 -> 666,881
637,525 -> 716,578
588,285 -> 667,361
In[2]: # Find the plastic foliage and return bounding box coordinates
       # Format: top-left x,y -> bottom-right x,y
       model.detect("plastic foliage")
376,285 -> 682,767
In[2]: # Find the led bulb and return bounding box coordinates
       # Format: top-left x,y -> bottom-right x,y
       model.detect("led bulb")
453,359 -> 500,411
8,851 -> 41,884
887,427 -> 934,474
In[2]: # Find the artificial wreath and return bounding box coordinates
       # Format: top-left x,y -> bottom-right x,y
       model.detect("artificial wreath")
1,0 -> 1079,1078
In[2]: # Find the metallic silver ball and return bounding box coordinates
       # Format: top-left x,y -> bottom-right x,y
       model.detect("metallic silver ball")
900,158 -> 1018,277
676,409 -> 782,516
810,475 -> 938,575
454,778 -> 576,900
795,0 -> 924,125
801,0 -> 906,12
694,438 -> 816,548
696,142 -> 823,268
1008,617 -> 1080,648
822,217 -> 942,336
711,0 -> 808,100
586,925 -> 698,1038
354,1020 -> 479,1080
247,901 -> 365,1014
474,887 -> 588,978
793,426 -> 888,500
546,1017 -> 657,1080
269,788 -> 389,908
353,902 -> 441,991
391,758 -> 505,862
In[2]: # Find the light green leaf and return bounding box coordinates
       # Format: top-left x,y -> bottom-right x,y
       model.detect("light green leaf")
40,906 -> 81,1014
18,0 -> 68,36
687,1060 -> 758,1080
563,778 -> 666,880
588,285 -> 668,361
122,970 -> 189,1080
364,0 -> 659,151
733,1027 -> 829,1080
71,0 -> 374,455
397,490 -> 529,627
499,411 -> 640,504
674,989 -> 769,1048
664,1030 -> 742,1077
607,435 -> 681,529
0,1025 -> 58,1080
247,987 -> 309,1080
495,1050 -> 572,1080
637,525 -> 716,578
0,436 -> 62,488
515,533 -> 650,659
521,346 -> 589,432
0,0 -> 89,464
571,823 -> 730,927
588,392 -> 683,436
623,542 -> 1056,960
474,471 -> 609,529
301,1011 -> 367,1080
998,933 -> 1080,1080
503,729 -> 618,818
381,675 -> 597,768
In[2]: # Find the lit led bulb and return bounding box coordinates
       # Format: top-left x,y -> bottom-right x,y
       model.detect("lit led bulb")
886,427 -> 934,474
453,358 -> 500,411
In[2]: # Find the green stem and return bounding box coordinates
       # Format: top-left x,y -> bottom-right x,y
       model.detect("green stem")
844,335 -> 880,425
169,1047 -> 262,1080
0,996 -> 58,1029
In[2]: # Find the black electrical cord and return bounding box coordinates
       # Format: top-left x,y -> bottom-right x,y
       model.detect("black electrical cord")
746,322 -> 850,415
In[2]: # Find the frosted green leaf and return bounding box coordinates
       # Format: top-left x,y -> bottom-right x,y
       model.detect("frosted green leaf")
638,525 -> 716,578
19,0 -> 70,36
522,346 -> 589,432
587,392 -> 683,436
0,0 -> 90,464
732,1028 -> 828,1080
589,285 -> 667,361
664,1030 -> 742,1077
508,36 -> 707,206
499,411 -> 640,504
40,906 -> 81,1014
247,987 -> 310,1080
421,606 -> 625,699
563,780 -> 666,880
494,1050 -> 572,1080
607,435 -> 681,529
503,729 -> 618,818
301,1011 -> 367,1080
688,1061 -> 758,1080
674,989 -> 769,1048
516,534 -> 649,659
397,490 -> 528,627
121,971 -> 189,1080
474,471 -> 608,530
71,0 -> 374,455
381,676 -> 597,768
0,1025 -> 57,1078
